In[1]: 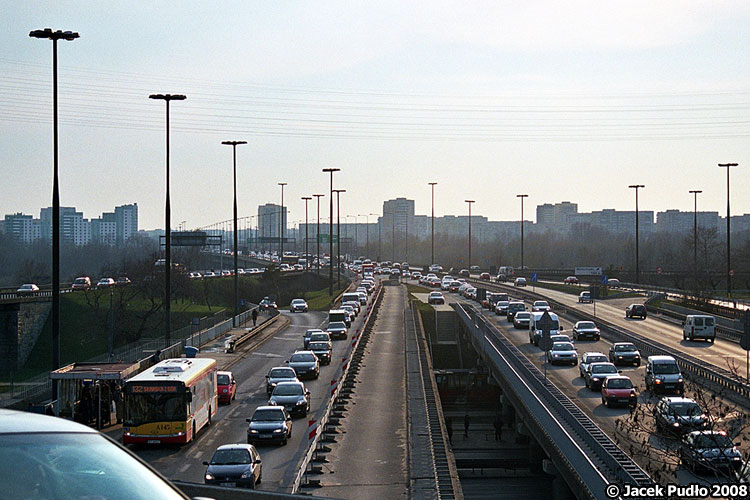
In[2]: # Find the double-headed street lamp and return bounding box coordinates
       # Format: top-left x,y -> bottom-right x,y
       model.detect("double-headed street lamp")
30,27 -> 79,401
688,190 -> 702,284
465,200 -> 475,269
322,168 -> 340,295
302,197 -> 311,268
149,93 -> 187,343
628,184 -> 645,284
718,163 -> 738,297
517,194 -> 528,270
222,140 -> 247,327
429,182 -> 437,266
333,189 -> 346,288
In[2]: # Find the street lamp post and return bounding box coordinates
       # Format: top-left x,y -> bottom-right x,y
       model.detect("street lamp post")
628,184 -> 645,284
465,200 -> 475,270
302,197 -> 311,268
149,92 -> 186,344
278,182 -> 287,258
222,140 -> 246,327
718,163 -> 738,297
313,194 -> 324,275
333,189 -> 346,288
30,28 -> 79,402
322,169 -> 340,295
516,194 -> 528,271
429,182 -> 437,266
689,190 -> 702,285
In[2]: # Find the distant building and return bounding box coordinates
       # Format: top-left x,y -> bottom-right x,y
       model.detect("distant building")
657,210 -> 720,234
40,206 -> 89,246
115,203 -> 138,244
90,212 -> 117,245
3,213 -> 41,244
257,203 -> 286,245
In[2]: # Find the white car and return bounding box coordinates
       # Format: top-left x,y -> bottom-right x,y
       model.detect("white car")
514,277 -> 527,287
17,283 -> 40,294
96,278 -> 116,288
290,298 -> 308,313
532,300 -> 550,312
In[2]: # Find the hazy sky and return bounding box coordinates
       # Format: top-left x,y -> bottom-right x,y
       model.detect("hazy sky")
3,1 -> 750,230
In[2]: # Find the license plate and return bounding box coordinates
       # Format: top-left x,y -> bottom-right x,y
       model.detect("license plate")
617,399 -> 629,403
147,439 -> 161,444
259,434 -> 272,439
220,482 -> 235,487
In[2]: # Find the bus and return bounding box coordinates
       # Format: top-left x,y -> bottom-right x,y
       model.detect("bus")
122,358 -> 218,445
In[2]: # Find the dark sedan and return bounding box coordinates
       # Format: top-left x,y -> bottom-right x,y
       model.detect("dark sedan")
308,341 -> 332,365
203,444 -> 262,489
326,321 -> 348,340
680,431 -> 743,474
625,304 -> 647,319
584,362 -> 619,391
609,342 -> 641,366
287,351 -> 319,380
268,381 -> 311,417
246,406 -> 292,445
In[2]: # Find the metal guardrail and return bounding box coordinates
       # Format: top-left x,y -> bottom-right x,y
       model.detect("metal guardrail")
469,278 -> 750,410
291,282 -> 384,493
454,303 -> 652,491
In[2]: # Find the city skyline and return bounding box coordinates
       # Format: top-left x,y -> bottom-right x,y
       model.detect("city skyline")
3,3 -> 750,230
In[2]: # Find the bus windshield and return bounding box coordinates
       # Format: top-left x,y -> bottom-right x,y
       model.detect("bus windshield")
124,392 -> 187,427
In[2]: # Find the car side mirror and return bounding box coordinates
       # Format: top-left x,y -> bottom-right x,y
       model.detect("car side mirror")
246,418 -> 252,423
265,375 -> 269,378
618,370 -> 622,373
254,459 -> 262,464
306,390 -> 311,395
202,461 -> 209,466
285,360 -> 289,364
735,442 -> 741,447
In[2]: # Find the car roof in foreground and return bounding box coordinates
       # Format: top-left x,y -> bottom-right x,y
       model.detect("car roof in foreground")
0,408 -> 97,434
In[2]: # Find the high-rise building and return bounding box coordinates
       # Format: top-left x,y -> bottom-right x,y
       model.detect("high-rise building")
657,210 -> 719,234
258,203 -> 286,248
115,203 -> 138,244
3,213 -> 41,244
91,212 -> 117,245
40,206 -> 89,246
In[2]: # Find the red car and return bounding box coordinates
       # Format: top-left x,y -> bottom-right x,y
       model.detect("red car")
601,375 -> 638,408
563,276 -> 578,284
479,272 -> 491,280
217,371 -> 237,404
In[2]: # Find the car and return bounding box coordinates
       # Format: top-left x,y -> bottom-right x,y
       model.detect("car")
514,277 -> 527,287
268,380 -> 311,417
479,272 -> 491,280
259,297 -> 278,311
428,291 -> 445,305
653,397 -> 708,435
549,333 -> 572,344
513,311 -> 532,329
457,283 -> 471,295
16,283 -> 40,294
287,351 -> 319,380
427,277 -> 442,287
401,270 -> 411,278
528,311 -> 561,346
601,375 -> 638,408
441,277 -> 454,290
308,341 -> 332,365
71,276 -> 91,290
429,264 -> 443,273
463,287 -> 476,299
96,278 -> 116,288
411,271 -> 422,280
217,371 -> 237,404
459,269 -> 470,277
303,329 -> 324,349
573,321 -> 601,341
563,276 -> 579,284
496,273 -> 507,282
532,300 -> 550,312
290,298 -> 308,313
266,366 -> 299,395
625,304 -> 647,319
608,342 -> 641,366
308,331 -> 332,351
203,443 -> 262,489
116,276 -> 132,286
578,291 -> 592,303
584,362 -> 619,391
327,321 -> 348,340
506,301 -> 526,321
546,342 -> 578,365
0,409 -> 199,499
680,431 -> 743,474
188,271 -> 202,279
246,405 -> 292,445
355,291 -> 368,305
341,304 -> 357,320
645,355 -> 684,395
492,300 -> 508,316
579,351 -> 609,378
343,300 -> 361,315
390,268 -> 400,276
448,281 -> 462,293
607,278 -> 622,288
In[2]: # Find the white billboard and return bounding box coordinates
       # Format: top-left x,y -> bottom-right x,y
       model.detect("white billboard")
574,267 -> 602,276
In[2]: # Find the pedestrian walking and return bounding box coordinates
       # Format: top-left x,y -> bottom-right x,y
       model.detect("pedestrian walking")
493,416 -> 502,441
446,416 -> 453,443
113,383 -> 122,424
463,413 -> 470,439
252,308 -> 258,326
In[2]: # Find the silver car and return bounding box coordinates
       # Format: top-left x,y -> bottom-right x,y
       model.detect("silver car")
546,342 -> 578,366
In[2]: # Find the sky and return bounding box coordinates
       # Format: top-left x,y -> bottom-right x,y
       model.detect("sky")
3,1 -> 750,230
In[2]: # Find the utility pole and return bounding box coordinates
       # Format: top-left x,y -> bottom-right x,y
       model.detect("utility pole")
429,182 -> 437,266
517,194 -> 528,270
322,169 -> 340,295
689,190 -> 702,285
718,163 -> 738,297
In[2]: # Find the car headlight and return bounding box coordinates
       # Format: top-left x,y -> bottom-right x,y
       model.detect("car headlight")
553,354 -> 559,358
249,429 -> 259,434
617,356 -> 623,359
592,377 -> 600,382
677,378 -> 683,383
273,428 -> 284,433
672,422 -> 680,427
654,379 -> 662,384
296,399 -> 307,405
205,473 -> 214,481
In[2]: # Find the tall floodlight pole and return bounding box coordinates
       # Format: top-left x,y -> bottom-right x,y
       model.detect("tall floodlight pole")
313,194 -> 324,274
718,163 -> 738,297
149,93 -> 186,344
302,197 -> 311,268
628,185 -> 645,284
333,189 -> 346,288
322,169 -> 340,295
689,190 -> 702,284
517,194 -> 528,271
278,182 -> 287,257
429,182 -> 437,266
29,28 -> 79,403
465,200 -> 475,270
222,140 -> 247,327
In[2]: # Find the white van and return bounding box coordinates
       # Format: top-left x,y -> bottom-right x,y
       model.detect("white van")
341,292 -> 362,305
528,312 -> 561,347
682,315 -> 716,342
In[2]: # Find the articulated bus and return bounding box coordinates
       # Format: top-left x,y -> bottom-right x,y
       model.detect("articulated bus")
122,358 -> 218,445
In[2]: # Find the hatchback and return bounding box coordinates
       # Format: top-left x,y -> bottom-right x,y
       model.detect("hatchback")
246,406 -> 292,446
290,298 -> 308,313
601,375 -> 638,408
217,371 -> 237,404
203,443 -> 262,489
268,381 -> 311,417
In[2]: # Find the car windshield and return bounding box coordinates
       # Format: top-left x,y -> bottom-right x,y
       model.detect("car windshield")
694,434 -> 733,449
552,343 -> 573,351
615,344 -> 637,352
607,378 -> 633,389
578,322 -> 596,329
217,374 -> 230,385
305,329 -> 322,337
210,448 -> 252,465
515,313 -> 530,319
252,409 -> 285,422
653,363 -> 680,374
592,364 -> 617,374
0,433 -> 187,500
670,402 -> 702,416
586,356 -> 608,364
291,353 -> 316,362
292,299 -> 305,305
310,333 -> 329,342
269,368 -> 296,379
309,342 -> 329,351
273,385 -> 303,396
534,301 -> 548,306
